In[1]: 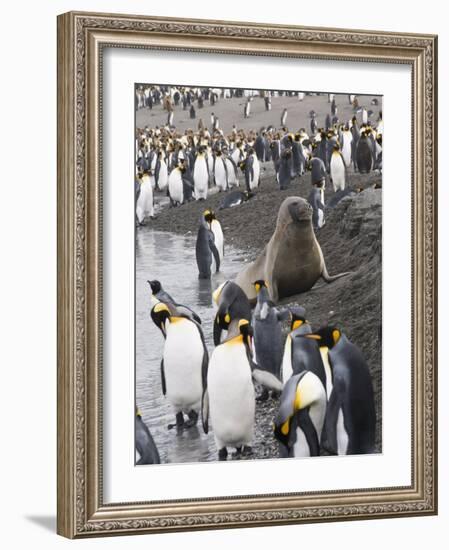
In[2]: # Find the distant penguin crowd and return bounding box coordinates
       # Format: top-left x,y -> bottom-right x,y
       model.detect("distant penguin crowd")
135,86 -> 381,464
135,86 -> 382,228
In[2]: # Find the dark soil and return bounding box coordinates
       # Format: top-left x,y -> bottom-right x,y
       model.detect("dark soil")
148,167 -> 382,456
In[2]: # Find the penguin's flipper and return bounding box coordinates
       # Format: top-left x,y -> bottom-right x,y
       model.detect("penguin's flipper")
274,373 -> 305,427
160,359 -> 167,395
155,159 -> 161,186
213,313 -> 223,346
201,389 -> 209,434
320,387 -> 342,455
223,158 -> 229,188
252,368 -> 283,393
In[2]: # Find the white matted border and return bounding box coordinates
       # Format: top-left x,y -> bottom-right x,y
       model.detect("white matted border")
103,48 -> 411,504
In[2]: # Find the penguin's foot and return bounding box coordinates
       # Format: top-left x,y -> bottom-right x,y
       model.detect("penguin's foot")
168,412 -> 184,430
232,447 -> 242,459
183,410 -> 199,429
241,446 -> 253,458
218,447 -> 228,461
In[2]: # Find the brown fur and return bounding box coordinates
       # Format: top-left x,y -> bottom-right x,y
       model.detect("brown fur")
235,197 -> 349,303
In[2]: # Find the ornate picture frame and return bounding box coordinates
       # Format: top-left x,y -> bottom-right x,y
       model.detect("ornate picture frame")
57,11 -> 438,538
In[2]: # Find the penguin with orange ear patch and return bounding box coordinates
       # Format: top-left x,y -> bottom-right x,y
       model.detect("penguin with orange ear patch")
212,281 -> 251,345
274,370 -> 327,457
304,327 -> 376,455
204,319 -> 256,461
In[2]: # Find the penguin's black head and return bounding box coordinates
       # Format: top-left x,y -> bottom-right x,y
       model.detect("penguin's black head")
148,280 -> 161,294
151,302 -> 171,332
253,280 -> 268,294
289,306 -> 307,331
238,319 -> 253,342
203,209 -> 216,224
305,326 -> 341,348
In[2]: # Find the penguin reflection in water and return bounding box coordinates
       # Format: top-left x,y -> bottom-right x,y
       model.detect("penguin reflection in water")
135,409 -> 160,464
151,302 -> 208,430
202,319 -> 283,460
305,326 -> 376,455
195,212 -> 220,279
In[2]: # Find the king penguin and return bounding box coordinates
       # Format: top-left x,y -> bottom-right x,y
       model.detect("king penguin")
195,213 -> 220,279
304,326 -> 376,455
155,150 -> 168,191
281,307 -> 327,390
356,132 -> 373,174
330,144 -> 346,192
135,409 -> 161,464
213,150 -> 228,191
277,148 -> 293,190
252,281 -> 290,400
244,148 -> 260,191
147,279 -> 201,324
193,147 -> 209,200
167,164 -> 185,206
212,280 -> 252,345
202,319 -> 256,460
341,127 -> 353,168
274,370 -> 327,457
151,302 -> 208,430
136,170 -> 155,224
281,108 -> 288,127
204,210 -> 224,266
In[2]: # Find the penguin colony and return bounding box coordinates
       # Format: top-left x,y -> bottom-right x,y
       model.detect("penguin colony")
135,86 -> 382,463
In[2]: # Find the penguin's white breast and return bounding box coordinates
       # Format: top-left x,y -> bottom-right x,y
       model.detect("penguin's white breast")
208,343 -> 255,441
194,158 -> 208,186
211,220 -> 224,259
164,321 -> 204,407
292,427 -> 310,457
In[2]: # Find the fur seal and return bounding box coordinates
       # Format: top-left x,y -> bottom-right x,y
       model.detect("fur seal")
234,197 -> 351,303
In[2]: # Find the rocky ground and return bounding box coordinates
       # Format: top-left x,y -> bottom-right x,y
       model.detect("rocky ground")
149,166 -> 383,457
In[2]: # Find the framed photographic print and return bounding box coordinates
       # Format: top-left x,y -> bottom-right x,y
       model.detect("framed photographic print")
57,11 -> 438,538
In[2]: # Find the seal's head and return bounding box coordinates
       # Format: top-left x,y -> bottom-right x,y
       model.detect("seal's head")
278,197 -> 313,224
